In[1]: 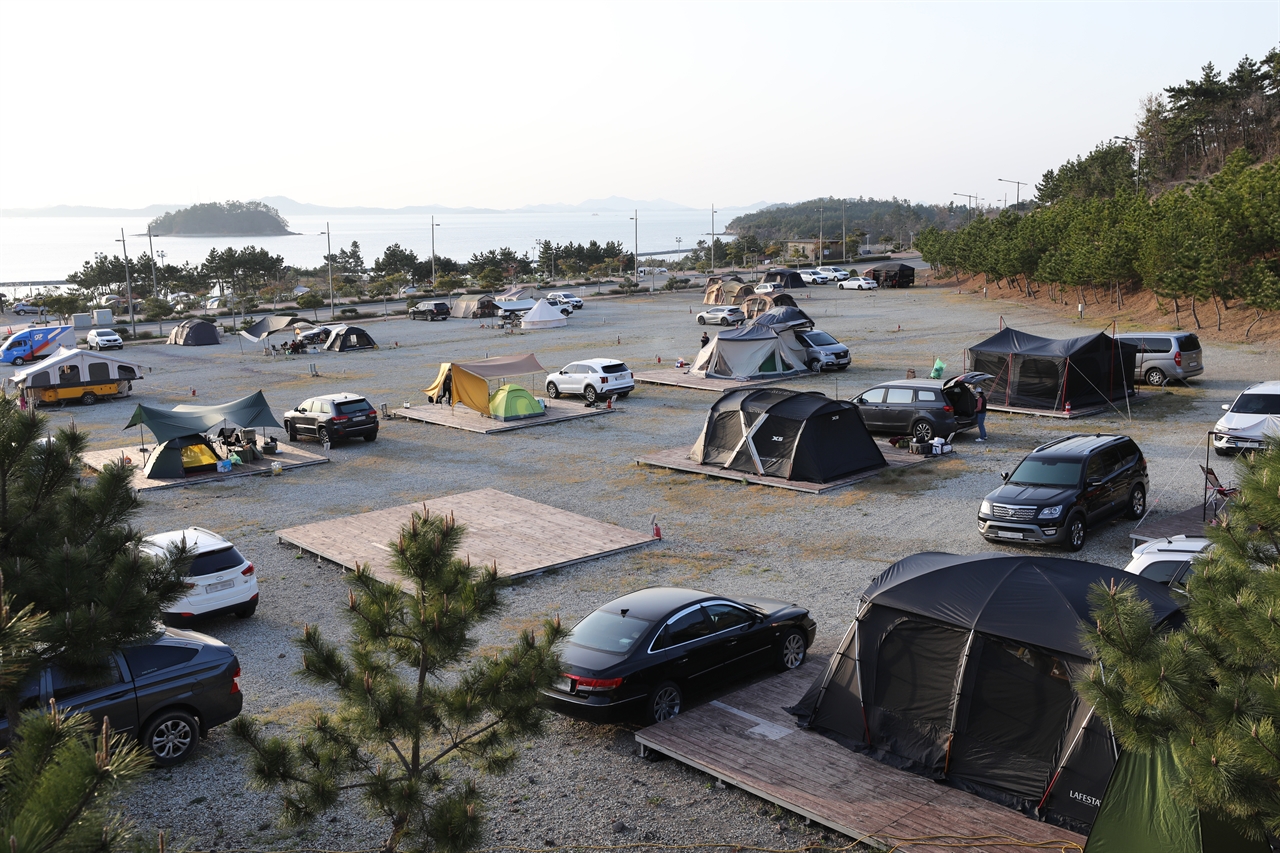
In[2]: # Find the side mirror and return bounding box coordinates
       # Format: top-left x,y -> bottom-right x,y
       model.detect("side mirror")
1086,476 -> 1103,487
1001,471 -> 1010,481
1221,404 -> 1230,411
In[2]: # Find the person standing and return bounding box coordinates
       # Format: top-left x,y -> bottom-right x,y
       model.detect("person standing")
440,369 -> 453,406
700,331 -> 710,350
974,388 -> 988,442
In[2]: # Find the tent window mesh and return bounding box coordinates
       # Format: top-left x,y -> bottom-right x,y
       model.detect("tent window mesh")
88,362 -> 111,381
872,620 -> 965,723
962,640 -> 1073,762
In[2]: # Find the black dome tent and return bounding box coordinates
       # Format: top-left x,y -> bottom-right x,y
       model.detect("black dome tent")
166,318 -> 220,346
967,327 -> 1136,412
323,325 -> 377,352
689,388 -> 886,484
789,552 -> 1184,834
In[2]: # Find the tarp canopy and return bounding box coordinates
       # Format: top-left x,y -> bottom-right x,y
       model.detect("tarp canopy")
496,286 -> 535,300
489,384 -> 545,421
690,388 -> 886,483
865,262 -> 915,288
323,325 -> 377,352
8,347 -> 144,390
749,305 -> 813,331
968,327 -> 1136,410
494,298 -> 537,313
167,319 -> 219,346
791,552 -> 1184,835
124,391 -> 283,444
521,299 -> 568,329
690,324 -> 804,380
425,354 -> 548,415
241,314 -> 298,341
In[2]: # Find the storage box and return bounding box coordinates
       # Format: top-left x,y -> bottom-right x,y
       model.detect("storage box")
216,459 -> 232,473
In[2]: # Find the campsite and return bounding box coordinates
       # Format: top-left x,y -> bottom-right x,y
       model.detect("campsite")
13,281 -> 1278,851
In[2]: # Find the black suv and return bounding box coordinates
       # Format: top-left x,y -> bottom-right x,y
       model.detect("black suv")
0,626 -> 243,766
284,392 -> 379,444
978,434 -> 1148,551
408,301 -> 450,321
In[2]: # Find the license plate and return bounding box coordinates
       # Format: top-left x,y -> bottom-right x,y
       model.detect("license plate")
555,676 -> 573,693
996,531 -> 1024,540
206,579 -> 234,593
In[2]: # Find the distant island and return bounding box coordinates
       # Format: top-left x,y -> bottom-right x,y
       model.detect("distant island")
147,200 -> 295,236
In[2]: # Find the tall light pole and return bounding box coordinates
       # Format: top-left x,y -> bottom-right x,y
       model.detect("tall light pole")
710,204 -> 717,272
675,236 -> 682,263
430,216 -> 439,291
146,225 -> 160,300
321,222 -> 334,320
630,210 -> 638,283
818,207 -> 824,266
1113,135 -> 1144,189
841,200 -> 847,262
952,192 -> 979,224
997,178 -> 1027,212
116,229 -> 136,337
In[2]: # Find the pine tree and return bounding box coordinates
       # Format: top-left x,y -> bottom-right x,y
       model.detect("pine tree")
234,510 -> 565,853
1080,439 -> 1280,839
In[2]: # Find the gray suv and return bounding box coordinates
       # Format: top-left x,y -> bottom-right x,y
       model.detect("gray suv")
1112,333 -> 1203,385
852,373 -> 991,442
794,329 -> 849,372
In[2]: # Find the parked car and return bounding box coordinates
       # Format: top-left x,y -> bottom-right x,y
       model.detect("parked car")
851,373 -> 992,441
1213,380 -> 1280,455
542,586 -> 816,723
1112,332 -> 1204,385
293,323 -> 338,345
544,297 -> 575,316
408,301 -> 451,321
1123,535 -> 1212,589
141,527 -> 258,624
977,433 -> 1150,551
0,625 -> 243,766
797,269 -> 830,285
816,266 -> 850,282
284,392 -> 379,443
697,306 -> 746,326
86,328 -> 124,350
839,277 -> 879,290
546,291 -> 584,309
754,283 -> 778,294
545,358 -> 633,403
793,328 -> 850,371
12,302 -> 48,316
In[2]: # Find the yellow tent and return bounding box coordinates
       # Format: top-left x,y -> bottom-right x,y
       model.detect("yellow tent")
424,354 -> 547,415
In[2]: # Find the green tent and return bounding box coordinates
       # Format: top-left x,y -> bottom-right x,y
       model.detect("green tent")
142,433 -> 223,479
1084,743 -> 1268,853
488,384 -> 544,422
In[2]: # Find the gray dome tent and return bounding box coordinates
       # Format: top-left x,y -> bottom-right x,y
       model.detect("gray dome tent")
690,388 -> 886,483
166,319 -> 220,346
323,325 -> 377,352
790,552 -> 1184,834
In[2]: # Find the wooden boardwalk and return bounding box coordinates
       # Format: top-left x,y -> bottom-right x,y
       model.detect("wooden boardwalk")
387,399 -> 614,433
636,663 -> 1086,853
83,444 -> 329,492
632,369 -> 792,393
636,444 -> 937,494
1130,500 -> 1219,545
987,401 -> 1116,419
277,488 -> 654,586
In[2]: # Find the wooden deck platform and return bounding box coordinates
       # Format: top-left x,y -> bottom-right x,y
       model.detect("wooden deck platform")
1130,499 -> 1221,545
636,663 -> 1086,853
386,399 -> 614,433
632,369 -> 791,393
635,444 -> 938,494
83,444 -> 329,492
276,488 -> 654,586
987,401 -> 1116,419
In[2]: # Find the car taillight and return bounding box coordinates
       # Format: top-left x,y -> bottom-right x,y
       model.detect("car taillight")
943,405 -> 953,413
332,415 -> 350,423
231,666 -> 241,694
571,675 -> 623,692
600,377 -> 608,384
184,582 -> 196,590
242,563 -> 255,576
1174,351 -> 1182,366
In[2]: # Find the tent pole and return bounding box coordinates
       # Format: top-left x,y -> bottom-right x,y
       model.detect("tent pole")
944,628 -> 978,775
1037,705 -> 1096,810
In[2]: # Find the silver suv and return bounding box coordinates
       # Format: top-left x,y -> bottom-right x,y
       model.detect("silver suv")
1112,333 -> 1203,385
793,329 -> 849,372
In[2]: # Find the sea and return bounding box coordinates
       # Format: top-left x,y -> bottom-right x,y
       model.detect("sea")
0,209 -> 742,297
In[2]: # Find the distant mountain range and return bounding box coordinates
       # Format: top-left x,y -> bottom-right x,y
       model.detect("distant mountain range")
1,196 -> 771,217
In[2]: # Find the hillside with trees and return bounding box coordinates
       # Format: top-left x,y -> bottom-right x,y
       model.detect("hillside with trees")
148,200 -> 294,236
725,197 -> 966,250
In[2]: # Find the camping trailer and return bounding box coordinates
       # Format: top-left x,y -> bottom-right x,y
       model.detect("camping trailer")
8,346 -> 144,406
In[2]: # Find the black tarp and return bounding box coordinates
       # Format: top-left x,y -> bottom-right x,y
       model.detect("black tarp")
967,328 -> 1137,410
749,305 -> 814,330
865,262 -> 915,288
789,552 -> 1184,834
689,388 -> 886,483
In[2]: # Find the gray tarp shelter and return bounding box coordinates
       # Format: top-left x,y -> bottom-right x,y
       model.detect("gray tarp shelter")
967,328 -> 1137,411
124,391 -> 283,443
749,305 -> 814,330
167,319 -> 220,346
241,314 -> 298,341
790,552 -> 1184,835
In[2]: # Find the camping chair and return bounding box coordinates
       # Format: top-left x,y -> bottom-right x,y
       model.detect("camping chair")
1200,465 -> 1239,513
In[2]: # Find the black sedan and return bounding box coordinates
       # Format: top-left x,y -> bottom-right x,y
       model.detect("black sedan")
543,587 -> 816,724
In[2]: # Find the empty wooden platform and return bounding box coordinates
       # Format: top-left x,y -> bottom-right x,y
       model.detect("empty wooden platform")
277,488 -> 654,585
387,399 -> 614,433
987,401 -> 1117,419
83,444 -> 329,492
1130,500 -> 1220,545
636,663 -> 1086,853
635,444 -> 937,494
632,369 -> 791,393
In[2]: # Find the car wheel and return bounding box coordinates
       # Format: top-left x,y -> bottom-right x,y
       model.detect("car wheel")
1066,514 -> 1087,551
807,358 -> 820,372
697,316 -> 706,325
235,598 -> 258,618
646,681 -> 682,724
583,385 -> 598,404
720,317 -> 730,326
857,284 -> 865,290
317,426 -> 330,445
364,431 -> 378,442
80,391 -> 97,406
546,382 -> 560,399
1125,483 -> 1147,519
287,423 -> 298,442
142,710 -> 200,766
777,629 -> 807,671
11,357 -> 23,366
911,420 -> 934,442
838,283 -> 846,290
14,309 -> 24,316
1145,367 -> 1167,386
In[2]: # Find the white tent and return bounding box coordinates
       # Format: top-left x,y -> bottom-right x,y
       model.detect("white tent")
690,325 -> 804,380
521,299 -> 569,330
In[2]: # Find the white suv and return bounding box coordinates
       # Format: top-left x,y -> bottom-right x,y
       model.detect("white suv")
141,527 -> 258,624
797,269 -> 830,284
1123,535 -> 1211,589
1213,380 -> 1280,455
546,358 -> 633,403
86,329 -> 124,350
546,291 -> 584,309
816,266 -> 850,282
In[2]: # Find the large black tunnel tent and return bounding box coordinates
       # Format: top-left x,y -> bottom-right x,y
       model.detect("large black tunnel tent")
689,388 -> 887,484
967,328 -> 1136,411
789,552 -> 1184,835
323,325 -> 377,352
166,319 -> 220,346
864,262 -> 915,288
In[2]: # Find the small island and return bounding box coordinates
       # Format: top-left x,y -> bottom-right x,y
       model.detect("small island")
148,200 -> 295,236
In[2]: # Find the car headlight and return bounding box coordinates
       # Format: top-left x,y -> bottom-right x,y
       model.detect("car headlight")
980,500 -> 992,515
1039,505 -> 1063,519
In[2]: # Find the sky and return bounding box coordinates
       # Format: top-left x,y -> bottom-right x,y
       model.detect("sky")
0,0 -> 1276,212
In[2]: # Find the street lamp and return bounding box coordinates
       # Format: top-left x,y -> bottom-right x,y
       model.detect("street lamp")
1113,135 -> 1144,188
146,225 -> 160,301
997,178 -> 1027,212
430,216 -> 440,292
952,193 -> 979,224
818,207 -> 823,266
841,200 -> 847,262
710,205 -> 717,272
115,229 -> 136,337
630,210 -> 638,284
320,222 -> 335,320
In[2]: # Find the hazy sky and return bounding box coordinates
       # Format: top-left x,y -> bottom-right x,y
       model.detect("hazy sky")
1,1 -> 1275,211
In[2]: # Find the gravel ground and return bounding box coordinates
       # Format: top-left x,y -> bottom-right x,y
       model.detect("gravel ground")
36,286 -> 1277,852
